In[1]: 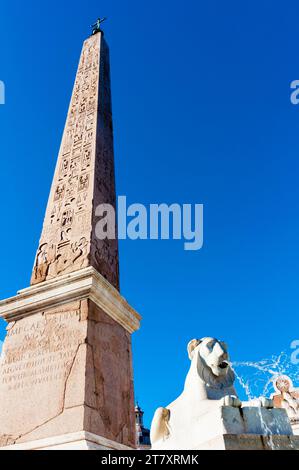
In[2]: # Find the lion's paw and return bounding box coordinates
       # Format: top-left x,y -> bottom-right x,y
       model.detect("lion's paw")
150,407 -> 171,444
222,395 -> 242,408
258,397 -> 274,409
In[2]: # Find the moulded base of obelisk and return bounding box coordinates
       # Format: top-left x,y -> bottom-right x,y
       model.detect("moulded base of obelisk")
0,268 -> 141,450
1,432 -> 133,450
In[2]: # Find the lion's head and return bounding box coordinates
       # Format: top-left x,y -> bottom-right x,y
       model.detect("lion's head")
187,337 -> 235,389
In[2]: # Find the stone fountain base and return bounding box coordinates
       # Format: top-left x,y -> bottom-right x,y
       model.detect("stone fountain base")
195,406 -> 299,450
196,406 -> 299,450
153,405 -> 299,450
197,433 -> 299,450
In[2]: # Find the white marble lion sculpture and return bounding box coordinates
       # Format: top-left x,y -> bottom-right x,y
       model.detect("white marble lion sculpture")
150,337 -> 274,449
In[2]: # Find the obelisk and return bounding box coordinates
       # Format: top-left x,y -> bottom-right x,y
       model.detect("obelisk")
31,20 -> 119,291
0,22 -> 140,450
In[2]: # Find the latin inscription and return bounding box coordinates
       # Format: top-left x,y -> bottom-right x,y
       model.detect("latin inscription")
0,310 -> 84,392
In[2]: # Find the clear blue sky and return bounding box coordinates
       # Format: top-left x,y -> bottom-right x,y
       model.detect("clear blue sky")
0,0 -> 299,427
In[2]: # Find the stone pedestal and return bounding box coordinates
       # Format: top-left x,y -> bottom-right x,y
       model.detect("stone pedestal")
0,268 -> 140,450
190,407 -> 299,450
199,433 -> 299,450
0,432 -> 132,450
152,401 -> 299,450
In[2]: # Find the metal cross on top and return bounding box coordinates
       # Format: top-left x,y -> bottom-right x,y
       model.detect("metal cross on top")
91,17 -> 107,35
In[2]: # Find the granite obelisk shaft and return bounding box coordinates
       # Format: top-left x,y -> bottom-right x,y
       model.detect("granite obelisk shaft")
31,32 -> 119,290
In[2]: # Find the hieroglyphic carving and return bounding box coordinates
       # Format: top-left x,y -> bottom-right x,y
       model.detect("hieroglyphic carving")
54,184 -> 65,202
66,176 -> 78,199
82,146 -> 91,171
63,130 -> 73,155
33,243 -> 56,283
50,203 -> 63,225
84,129 -> 94,146
78,173 -> 90,192
31,33 -> 119,289
59,159 -> 69,180
92,239 -> 119,288
54,237 -> 88,276
33,236 -> 89,283
61,209 -> 74,227
70,157 -> 80,177
76,192 -> 88,212
87,36 -> 119,290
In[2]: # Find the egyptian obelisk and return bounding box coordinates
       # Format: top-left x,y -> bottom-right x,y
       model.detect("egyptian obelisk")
0,21 -> 140,450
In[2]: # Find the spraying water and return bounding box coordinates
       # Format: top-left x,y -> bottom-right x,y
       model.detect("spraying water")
231,351 -> 298,449
232,351 -> 299,402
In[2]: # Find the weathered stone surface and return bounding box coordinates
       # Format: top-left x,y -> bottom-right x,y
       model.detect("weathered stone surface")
30,32 -> 119,290
0,431 -> 133,450
199,434 -> 299,450
0,301 -> 86,445
0,299 -> 135,448
84,302 -> 135,446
